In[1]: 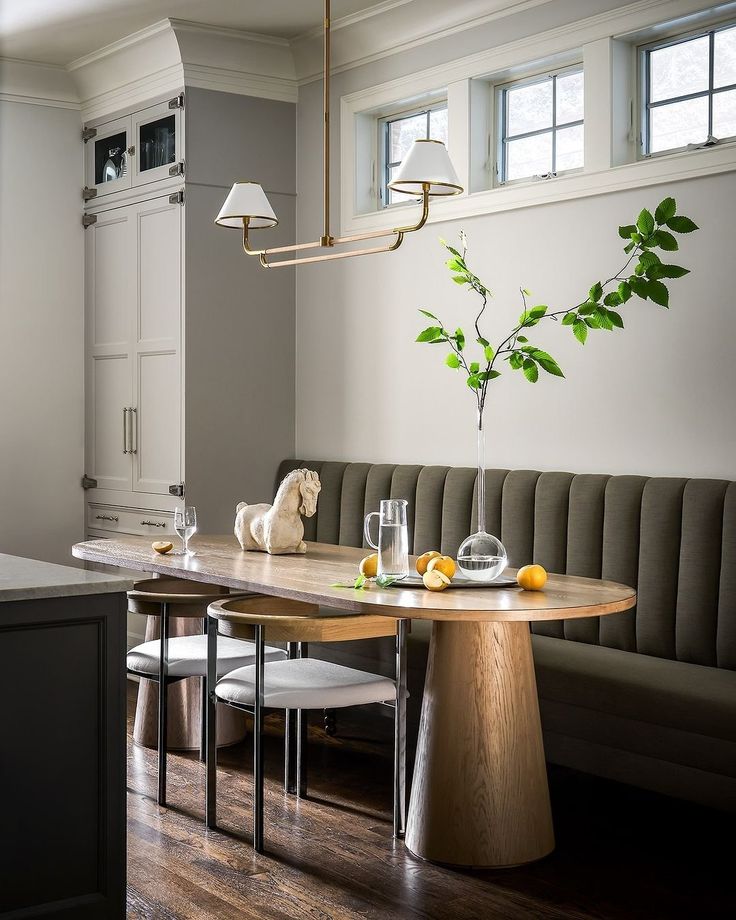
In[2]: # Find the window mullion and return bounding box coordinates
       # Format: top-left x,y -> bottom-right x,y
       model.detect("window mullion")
551,74 -> 557,174
709,29 -> 715,137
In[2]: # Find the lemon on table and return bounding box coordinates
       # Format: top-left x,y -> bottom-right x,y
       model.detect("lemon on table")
416,550 -> 441,575
517,564 -> 548,591
423,569 -> 451,591
427,555 -> 456,580
359,553 -> 379,578
152,541 -> 174,555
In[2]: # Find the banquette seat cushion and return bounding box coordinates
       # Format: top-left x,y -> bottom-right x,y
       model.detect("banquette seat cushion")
274,459 -> 736,810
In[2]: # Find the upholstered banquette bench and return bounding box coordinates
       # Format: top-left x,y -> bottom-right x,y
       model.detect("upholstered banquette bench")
272,459 -> 736,811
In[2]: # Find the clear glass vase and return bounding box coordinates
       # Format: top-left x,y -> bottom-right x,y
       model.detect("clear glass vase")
456,409 -> 508,582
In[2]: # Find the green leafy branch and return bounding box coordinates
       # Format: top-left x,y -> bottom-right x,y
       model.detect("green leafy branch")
416,197 -> 698,420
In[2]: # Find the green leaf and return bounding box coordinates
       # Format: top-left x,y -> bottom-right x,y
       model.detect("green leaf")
629,277 -> 649,299
485,370 -> 502,380
529,304 -> 548,319
416,326 -> 444,342
522,358 -> 539,383
585,312 -> 603,329
445,352 -> 461,369
652,230 -> 679,251
469,361 -> 480,374
603,291 -> 623,306
624,240 -> 636,254
578,301 -> 596,316
638,251 -> 661,270
454,328 -> 465,350
419,308 -> 438,320
522,288 -> 531,296
484,345 -> 495,362
608,310 -> 624,329
646,279 -> 669,307
446,258 -> 463,271
452,275 -> 467,284
477,336 -> 489,347
375,574 -> 399,587
655,197 -> 676,224
637,208 -> 655,236
442,243 -> 463,259
654,264 -> 690,279
573,320 -> 588,344
618,224 -> 637,239
466,375 -> 481,390
589,282 -> 603,303
516,335 -> 528,343
561,313 -> 576,326
666,215 -> 698,234
618,281 -> 632,301
597,308 -> 614,331
538,357 -> 564,377
509,352 -> 524,370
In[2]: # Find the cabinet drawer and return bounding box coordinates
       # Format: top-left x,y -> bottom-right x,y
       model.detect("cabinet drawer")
88,503 -> 174,535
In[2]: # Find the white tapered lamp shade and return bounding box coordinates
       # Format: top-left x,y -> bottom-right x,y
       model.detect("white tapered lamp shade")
214,181 -> 278,228
388,139 -> 463,197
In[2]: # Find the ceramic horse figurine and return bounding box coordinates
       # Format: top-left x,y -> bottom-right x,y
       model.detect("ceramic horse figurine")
234,468 -> 321,554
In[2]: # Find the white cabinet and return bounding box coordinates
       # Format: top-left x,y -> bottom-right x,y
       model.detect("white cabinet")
85,194 -> 182,498
84,97 -> 183,200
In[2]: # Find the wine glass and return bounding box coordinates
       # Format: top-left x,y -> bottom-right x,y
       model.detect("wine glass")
174,506 -> 197,556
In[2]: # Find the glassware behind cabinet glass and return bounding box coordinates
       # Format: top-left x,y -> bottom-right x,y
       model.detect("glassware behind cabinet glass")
173,506 -> 197,556
363,499 -> 410,578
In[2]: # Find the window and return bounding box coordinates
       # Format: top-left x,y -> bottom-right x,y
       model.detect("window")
379,102 -> 448,207
642,22 -> 736,155
497,67 -> 584,184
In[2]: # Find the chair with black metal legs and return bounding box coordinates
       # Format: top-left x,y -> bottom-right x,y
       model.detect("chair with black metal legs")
126,579 -> 285,806
204,596 -> 408,853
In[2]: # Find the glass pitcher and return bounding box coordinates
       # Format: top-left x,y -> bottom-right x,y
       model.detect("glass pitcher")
363,499 -> 410,578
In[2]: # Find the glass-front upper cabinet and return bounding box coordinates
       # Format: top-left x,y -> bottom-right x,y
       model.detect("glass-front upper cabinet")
84,95 -> 183,199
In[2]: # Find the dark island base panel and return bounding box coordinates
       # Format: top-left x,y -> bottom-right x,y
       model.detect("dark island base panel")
0,592 -> 127,920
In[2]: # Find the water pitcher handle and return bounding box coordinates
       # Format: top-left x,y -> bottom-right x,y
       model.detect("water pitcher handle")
363,512 -> 380,550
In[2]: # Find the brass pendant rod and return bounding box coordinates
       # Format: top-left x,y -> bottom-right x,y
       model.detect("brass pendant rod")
322,0 -> 332,246
259,233 -> 404,269
242,186 -> 430,265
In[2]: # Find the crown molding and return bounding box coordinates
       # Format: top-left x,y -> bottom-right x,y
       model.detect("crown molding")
182,64 -> 297,104
0,57 -> 79,109
294,0 -> 416,42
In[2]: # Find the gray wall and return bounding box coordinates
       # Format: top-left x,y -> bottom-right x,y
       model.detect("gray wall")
184,90 -> 296,529
0,100 -> 85,563
294,1 -> 736,479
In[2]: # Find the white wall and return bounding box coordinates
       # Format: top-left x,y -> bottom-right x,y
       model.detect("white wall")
295,1 -> 736,480
0,98 -> 85,563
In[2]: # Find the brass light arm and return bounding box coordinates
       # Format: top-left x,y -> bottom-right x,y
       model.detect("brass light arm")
259,233 -> 404,269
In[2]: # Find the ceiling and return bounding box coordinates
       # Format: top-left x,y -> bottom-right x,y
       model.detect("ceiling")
0,0 -> 393,66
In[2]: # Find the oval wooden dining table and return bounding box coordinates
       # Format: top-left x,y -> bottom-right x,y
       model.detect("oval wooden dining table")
72,535 -> 636,869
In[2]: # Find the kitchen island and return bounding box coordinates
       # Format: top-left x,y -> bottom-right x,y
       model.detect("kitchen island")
0,554 -> 133,920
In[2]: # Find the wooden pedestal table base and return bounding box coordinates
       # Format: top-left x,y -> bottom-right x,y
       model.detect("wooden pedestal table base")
406,620 -> 553,867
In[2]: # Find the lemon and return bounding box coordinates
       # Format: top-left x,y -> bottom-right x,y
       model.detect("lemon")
359,553 -> 379,578
423,569 -> 451,591
517,564 -> 548,591
152,541 -> 174,555
427,555 -> 456,580
416,550 -> 441,575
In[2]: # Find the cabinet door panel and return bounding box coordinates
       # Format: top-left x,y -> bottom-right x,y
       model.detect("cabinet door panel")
134,351 -> 180,493
91,355 -> 132,491
132,100 -> 182,187
138,202 -> 181,346
91,212 -> 130,348
85,114 -> 132,198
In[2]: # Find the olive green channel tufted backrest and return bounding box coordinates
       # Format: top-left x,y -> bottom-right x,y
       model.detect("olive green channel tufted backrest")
275,460 -> 736,670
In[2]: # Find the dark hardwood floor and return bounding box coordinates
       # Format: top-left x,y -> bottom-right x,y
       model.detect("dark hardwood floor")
126,682 -> 732,920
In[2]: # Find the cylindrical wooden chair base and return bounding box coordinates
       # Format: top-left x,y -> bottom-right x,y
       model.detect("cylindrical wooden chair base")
133,615 -> 246,750
405,620 -> 555,868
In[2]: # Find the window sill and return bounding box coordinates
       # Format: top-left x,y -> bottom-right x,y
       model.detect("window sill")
340,141 -> 736,236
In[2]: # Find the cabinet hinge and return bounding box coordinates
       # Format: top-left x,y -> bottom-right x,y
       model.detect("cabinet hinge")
82,126 -> 97,143
81,474 -> 98,489
82,186 -> 97,201
168,92 -> 185,109
168,483 -> 185,498
169,161 -> 185,177
169,189 -> 185,205
82,214 -> 97,228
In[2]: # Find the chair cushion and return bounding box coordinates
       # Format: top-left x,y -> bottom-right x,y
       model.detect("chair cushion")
215,658 -> 397,710
532,634 -> 736,743
126,635 -> 285,678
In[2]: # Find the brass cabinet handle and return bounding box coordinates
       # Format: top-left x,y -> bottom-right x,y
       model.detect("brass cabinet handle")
122,407 -> 129,454
95,514 -> 118,522
129,407 -> 137,455
141,520 -> 166,528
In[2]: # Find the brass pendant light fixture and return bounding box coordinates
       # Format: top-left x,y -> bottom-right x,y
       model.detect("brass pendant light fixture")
215,0 -> 463,268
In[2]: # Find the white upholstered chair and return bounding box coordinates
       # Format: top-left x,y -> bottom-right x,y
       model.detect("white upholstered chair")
126,578 -> 284,806
205,596 -> 408,853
